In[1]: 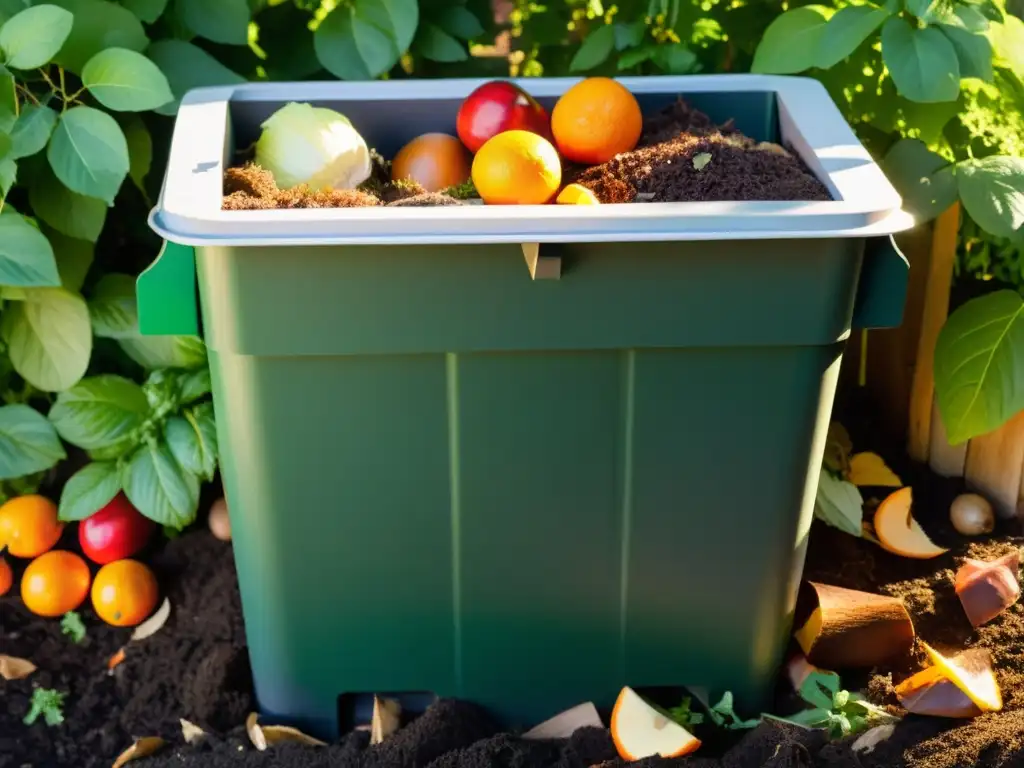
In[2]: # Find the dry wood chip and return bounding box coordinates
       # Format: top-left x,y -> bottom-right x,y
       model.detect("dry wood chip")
246,712 -> 326,750
0,655 -> 37,680
131,598 -> 170,641
852,723 -> 896,753
371,696 -> 402,745
112,737 -> 166,767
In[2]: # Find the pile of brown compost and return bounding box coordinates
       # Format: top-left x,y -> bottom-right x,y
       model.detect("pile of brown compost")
221,98 -> 831,210
3,392 -> 1023,767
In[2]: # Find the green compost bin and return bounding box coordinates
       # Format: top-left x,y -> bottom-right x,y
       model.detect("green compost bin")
140,75 -> 913,740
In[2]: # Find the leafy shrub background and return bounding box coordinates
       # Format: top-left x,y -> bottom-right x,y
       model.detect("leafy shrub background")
0,0 -> 1021,526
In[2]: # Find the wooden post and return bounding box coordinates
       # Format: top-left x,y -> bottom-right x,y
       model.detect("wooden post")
964,411 -> 1024,519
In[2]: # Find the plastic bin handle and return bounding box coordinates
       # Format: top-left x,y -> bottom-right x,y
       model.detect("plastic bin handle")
136,240 -> 200,337
851,235 -> 909,330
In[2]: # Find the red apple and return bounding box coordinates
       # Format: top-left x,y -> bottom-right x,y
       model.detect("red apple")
78,493 -> 156,565
456,80 -> 552,154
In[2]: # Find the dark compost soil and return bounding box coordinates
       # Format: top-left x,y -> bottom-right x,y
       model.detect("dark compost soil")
3,395 -> 1023,767
221,98 -> 830,210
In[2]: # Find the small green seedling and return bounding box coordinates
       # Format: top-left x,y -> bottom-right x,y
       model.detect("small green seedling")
664,696 -> 704,728
61,611 -> 86,644
768,670 -> 898,739
706,691 -> 761,730
23,688 -> 66,727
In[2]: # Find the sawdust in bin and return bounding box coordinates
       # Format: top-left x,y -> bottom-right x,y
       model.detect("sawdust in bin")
222,163 -> 465,210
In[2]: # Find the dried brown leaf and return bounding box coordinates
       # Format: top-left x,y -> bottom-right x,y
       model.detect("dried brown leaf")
180,718 -> 205,744
263,725 -> 327,747
130,598 -> 170,642
112,737 -> 166,767
246,712 -> 267,751
0,655 -> 37,680
371,696 -> 402,745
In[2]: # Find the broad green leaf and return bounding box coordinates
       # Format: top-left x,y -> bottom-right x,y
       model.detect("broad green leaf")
145,39 -> 245,116
435,6 -> 484,39
990,16 -> 1024,79
652,43 -> 697,73
48,228 -> 93,291
8,104 -> 57,159
0,5 -> 73,69
118,334 -> 207,370
0,157 -> 14,198
935,290 -> 1024,444
814,469 -> 864,537
121,113 -> 151,192
904,0 -> 954,23
752,6 -> 831,74
614,20 -> 647,50
122,0 -> 167,23
950,5 -> 990,32
0,71 -> 14,133
570,23 -> 615,71
957,156 -> 1024,238
881,19 -> 960,102
1,287 -> 91,391
29,165 -> 107,241
46,0 -> 148,74
0,403 -> 65,480
49,374 -> 149,449
81,48 -> 172,111
58,461 -> 120,520
0,212 -> 59,286
881,138 -> 958,221
313,0 -> 419,80
938,25 -> 992,81
0,0 -> 29,26
177,367 -> 211,404
251,0 -> 320,80
178,0 -> 249,45
0,132 -> 9,164
165,408 -> 217,481
414,23 -> 467,62
817,5 -> 891,70
619,45 -> 655,70
88,272 -> 137,337
48,106 -> 129,204
122,439 -> 199,528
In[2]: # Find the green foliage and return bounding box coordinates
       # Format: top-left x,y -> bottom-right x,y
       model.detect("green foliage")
23,687 -> 65,727
768,670 -> 898,739
60,610 -> 86,642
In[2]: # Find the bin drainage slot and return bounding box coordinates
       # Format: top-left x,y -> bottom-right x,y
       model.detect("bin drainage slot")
338,691 -> 439,734
521,243 -> 562,280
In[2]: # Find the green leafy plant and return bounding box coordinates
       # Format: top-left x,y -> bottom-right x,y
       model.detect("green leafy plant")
767,670 -> 899,739
23,686 -> 66,726
60,609 -> 86,642
703,691 -> 761,730
50,366 -> 217,529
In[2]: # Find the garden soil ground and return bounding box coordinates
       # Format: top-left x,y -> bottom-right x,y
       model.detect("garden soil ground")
2,390 -> 1024,768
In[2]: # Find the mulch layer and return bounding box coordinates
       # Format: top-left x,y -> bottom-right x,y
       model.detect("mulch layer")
221,98 -> 830,210
2,398 -> 1023,768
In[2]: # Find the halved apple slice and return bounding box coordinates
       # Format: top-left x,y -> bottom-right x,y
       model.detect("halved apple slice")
922,644 -> 1002,713
874,487 -> 948,559
610,687 -> 701,761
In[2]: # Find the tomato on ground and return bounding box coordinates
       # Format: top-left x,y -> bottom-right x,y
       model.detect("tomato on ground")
0,556 -> 12,597
79,493 -> 156,565
0,495 -> 64,559
21,551 -> 91,617
91,559 -> 159,627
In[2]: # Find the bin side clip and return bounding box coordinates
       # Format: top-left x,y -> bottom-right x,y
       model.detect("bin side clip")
521,244 -> 562,280
852,234 -> 909,330
136,240 -> 201,337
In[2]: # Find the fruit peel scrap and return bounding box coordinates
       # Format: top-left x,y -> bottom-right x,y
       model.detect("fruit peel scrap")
873,487 -> 948,560
955,551 -> 1021,627
611,686 -> 701,761
0,654 -> 36,680
847,452 -> 902,487
112,737 -> 166,768
896,646 -> 1002,718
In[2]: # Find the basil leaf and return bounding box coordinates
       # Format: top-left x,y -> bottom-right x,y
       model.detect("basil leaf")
49,374 -> 149,449
122,439 -> 200,528
58,461 -> 120,521
0,403 -> 66,480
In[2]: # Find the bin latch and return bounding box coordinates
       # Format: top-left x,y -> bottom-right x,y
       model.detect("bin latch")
521,244 -> 561,280
136,240 -> 201,337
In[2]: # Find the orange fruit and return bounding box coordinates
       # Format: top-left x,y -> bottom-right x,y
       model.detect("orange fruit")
0,495 -> 64,558
0,556 -> 11,597
21,551 -> 91,617
471,130 -> 561,205
873,487 -> 948,559
551,77 -> 642,165
610,686 -> 701,760
392,133 -> 471,193
91,559 -> 159,627
556,183 -> 600,205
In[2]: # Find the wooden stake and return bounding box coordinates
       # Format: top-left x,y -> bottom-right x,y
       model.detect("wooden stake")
794,582 -> 915,668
